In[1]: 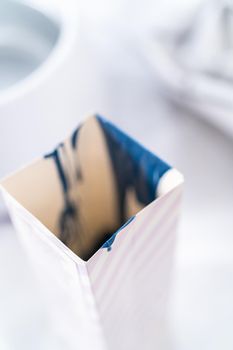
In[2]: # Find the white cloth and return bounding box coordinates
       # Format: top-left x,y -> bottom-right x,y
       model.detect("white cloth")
145,0 -> 233,137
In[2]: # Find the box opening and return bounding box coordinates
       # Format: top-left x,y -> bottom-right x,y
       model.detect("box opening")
1,116 -> 182,261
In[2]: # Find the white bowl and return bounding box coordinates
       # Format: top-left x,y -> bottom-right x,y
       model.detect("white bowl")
0,0 -> 81,178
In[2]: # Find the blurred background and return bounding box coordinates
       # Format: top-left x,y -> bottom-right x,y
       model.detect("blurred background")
0,0 -> 233,349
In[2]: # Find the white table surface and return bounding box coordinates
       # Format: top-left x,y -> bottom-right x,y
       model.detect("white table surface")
0,1 -> 233,349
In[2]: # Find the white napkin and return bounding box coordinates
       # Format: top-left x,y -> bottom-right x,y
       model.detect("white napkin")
145,0 -> 233,137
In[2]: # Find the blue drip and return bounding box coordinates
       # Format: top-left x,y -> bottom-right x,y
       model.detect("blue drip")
44,145 -> 69,193
101,215 -> 135,251
44,144 -> 78,247
71,125 -> 81,149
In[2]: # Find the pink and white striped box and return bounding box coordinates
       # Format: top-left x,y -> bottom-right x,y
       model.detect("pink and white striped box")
0,115 -> 183,350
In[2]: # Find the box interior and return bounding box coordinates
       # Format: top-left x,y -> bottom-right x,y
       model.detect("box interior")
1,115 -> 180,261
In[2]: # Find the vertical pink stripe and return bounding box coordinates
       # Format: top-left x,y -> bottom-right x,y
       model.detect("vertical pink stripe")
99,219 -> 177,317
93,194 -> 181,305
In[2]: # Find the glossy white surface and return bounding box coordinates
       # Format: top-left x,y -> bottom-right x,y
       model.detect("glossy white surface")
0,0 -> 233,349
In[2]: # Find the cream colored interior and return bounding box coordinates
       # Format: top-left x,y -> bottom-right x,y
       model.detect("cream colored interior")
1,117 -> 145,260
1,116 -> 182,260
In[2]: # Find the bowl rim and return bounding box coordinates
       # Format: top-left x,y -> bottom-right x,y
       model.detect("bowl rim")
0,0 -> 79,106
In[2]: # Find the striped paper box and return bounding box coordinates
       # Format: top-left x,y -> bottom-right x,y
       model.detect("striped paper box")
0,115 -> 183,350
